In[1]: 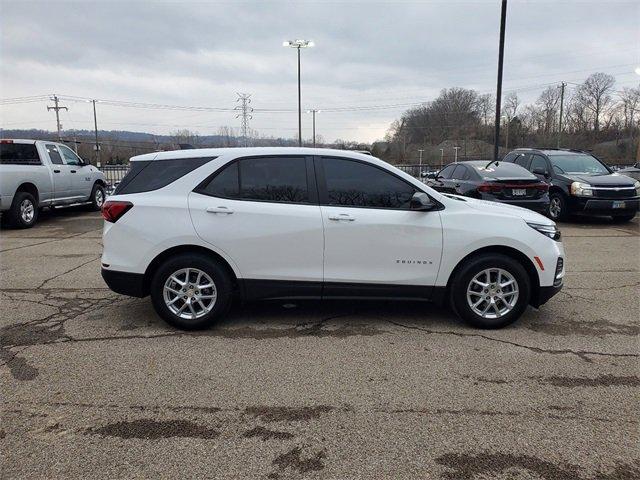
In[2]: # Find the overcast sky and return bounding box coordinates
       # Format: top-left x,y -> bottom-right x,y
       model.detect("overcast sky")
1,0 -> 639,143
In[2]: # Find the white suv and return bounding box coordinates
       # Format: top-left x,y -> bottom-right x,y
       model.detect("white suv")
101,148 -> 565,330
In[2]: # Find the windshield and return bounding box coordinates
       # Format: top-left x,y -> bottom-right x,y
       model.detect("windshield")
548,154 -> 609,175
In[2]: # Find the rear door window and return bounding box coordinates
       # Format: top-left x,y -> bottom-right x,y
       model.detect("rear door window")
45,144 -> 64,165
438,164 -> 456,179
114,157 -> 215,195
196,156 -> 309,204
0,143 -> 41,165
451,165 -> 468,180
514,154 -> 531,169
530,155 -> 549,173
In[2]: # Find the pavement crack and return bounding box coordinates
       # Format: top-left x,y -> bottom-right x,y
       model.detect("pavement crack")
385,320 -> 638,363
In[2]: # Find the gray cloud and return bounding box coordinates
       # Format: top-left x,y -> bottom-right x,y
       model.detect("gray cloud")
1,0 -> 638,142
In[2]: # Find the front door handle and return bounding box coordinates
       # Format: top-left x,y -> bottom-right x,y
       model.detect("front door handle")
328,213 -> 355,222
206,206 -> 234,214
70,170 -> 77,173
53,169 -> 61,173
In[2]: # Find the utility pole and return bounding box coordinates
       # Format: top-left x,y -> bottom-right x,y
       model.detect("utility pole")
557,82 -> 566,148
307,109 -> 320,147
493,0 -> 508,162
418,149 -> 424,176
504,116 -> 510,149
47,94 -> 68,141
453,146 -> 460,163
92,100 -> 100,166
235,93 -> 253,147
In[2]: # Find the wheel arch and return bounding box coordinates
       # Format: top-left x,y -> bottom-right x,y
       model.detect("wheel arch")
142,244 -> 239,297
94,178 -> 107,188
444,245 -> 541,307
15,182 -> 40,205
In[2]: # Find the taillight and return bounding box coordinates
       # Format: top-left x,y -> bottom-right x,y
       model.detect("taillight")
534,183 -> 549,192
102,201 -> 133,223
477,183 -> 503,193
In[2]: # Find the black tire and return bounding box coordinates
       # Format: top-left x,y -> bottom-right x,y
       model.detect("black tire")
150,253 -> 233,330
7,191 -> 39,228
611,214 -> 636,223
449,253 -> 531,329
548,191 -> 568,221
88,183 -> 106,211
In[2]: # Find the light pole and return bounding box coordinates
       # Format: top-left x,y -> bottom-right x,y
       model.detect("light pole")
493,0 -> 508,162
88,100 -> 101,166
453,146 -> 460,163
306,109 -> 320,147
418,149 -> 424,176
439,148 -> 444,169
283,39 -> 314,146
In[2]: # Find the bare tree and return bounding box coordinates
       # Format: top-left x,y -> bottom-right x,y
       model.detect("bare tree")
619,86 -> 640,134
476,93 -> 494,126
536,86 -> 561,135
504,92 -> 520,122
574,72 -> 616,133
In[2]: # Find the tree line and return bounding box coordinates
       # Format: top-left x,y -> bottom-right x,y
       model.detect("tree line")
380,73 -> 639,166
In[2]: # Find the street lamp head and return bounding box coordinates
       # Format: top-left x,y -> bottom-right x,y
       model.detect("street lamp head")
283,39 -> 314,48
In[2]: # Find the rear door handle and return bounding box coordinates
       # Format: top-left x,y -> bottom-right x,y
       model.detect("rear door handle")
206,206 -> 234,214
70,170 -> 77,173
53,169 -> 61,173
328,213 -> 355,221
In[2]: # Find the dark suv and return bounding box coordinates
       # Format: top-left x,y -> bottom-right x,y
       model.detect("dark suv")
502,148 -> 639,222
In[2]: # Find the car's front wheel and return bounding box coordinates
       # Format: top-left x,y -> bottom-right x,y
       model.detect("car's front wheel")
89,183 -> 106,211
150,253 -> 233,330
450,253 -> 531,329
548,192 -> 568,221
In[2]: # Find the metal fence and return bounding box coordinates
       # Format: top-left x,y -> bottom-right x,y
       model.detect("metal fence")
99,165 -> 130,186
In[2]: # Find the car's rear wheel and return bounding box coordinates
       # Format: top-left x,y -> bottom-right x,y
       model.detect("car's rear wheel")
548,192 -> 568,221
450,253 -> 531,329
150,253 -> 233,330
611,214 -> 636,223
8,191 -> 39,228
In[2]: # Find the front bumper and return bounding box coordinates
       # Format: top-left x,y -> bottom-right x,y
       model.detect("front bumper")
101,268 -> 146,297
569,196 -> 639,216
533,283 -> 563,308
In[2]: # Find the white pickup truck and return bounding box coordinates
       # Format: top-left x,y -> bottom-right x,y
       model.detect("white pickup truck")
0,139 -> 107,228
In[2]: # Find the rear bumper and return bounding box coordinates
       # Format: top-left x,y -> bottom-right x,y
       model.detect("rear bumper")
101,268 -> 146,297
569,196 -> 639,216
481,195 -> 549,213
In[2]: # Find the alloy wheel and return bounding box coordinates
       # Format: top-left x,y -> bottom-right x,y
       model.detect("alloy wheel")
466,268 -> 519,319
163,268 -> 217,320
549,197 -> 561,219
20,199 -> 35,224
95,189 -> 104,207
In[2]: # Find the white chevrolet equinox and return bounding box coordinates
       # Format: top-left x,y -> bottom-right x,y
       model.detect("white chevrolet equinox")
101,148 -> 565,330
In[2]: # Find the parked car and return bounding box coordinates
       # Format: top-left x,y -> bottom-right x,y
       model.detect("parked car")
0,139 -> 107,228
618,163 -> 640,182
426,161 -> 549,214
101,148 -> 564,331
502,148 -> 639,222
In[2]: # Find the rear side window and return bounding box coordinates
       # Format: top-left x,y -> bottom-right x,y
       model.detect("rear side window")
0,143 -> 41,165
438,164 -> 456,179
322,157 -> 416,209
46,145 -> 64,165
114,157 -> 215,195
197,156 -> 309,203
451,165 -> 468,180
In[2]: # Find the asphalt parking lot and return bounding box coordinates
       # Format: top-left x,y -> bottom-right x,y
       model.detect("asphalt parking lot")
1,208 -> 638,479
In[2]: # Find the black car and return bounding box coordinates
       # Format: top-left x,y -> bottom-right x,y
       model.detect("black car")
502,148 -> 640,222
426,160 -> 550,213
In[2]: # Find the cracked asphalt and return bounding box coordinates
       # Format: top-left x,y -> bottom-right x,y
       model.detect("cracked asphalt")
1,208 -> 638,479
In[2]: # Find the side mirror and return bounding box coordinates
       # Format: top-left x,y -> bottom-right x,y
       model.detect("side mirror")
533,167 -> 548,176
427,173 -> 437,179
410,192 -> 435,211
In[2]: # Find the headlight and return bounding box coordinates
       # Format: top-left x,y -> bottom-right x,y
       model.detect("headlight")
570,181 -> 593,197
634,180 -> 640,196
527,222 -> 561,241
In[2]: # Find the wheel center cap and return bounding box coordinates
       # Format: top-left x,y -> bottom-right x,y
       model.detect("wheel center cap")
187,289 -> 195,297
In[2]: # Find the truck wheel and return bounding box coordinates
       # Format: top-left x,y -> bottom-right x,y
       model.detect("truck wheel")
150,253 -> 233,330
449,253 -> 531,329
88,183 -> 106,211
8,192 -> 39,228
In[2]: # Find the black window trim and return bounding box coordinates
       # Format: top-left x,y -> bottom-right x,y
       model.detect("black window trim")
115,156 -> 217,195
315,155 -> 443,212
193,154 -> 318,206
